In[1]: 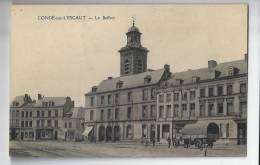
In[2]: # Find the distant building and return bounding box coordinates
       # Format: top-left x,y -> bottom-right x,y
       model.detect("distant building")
9,94 -> 83,141
83,22 -> 247,145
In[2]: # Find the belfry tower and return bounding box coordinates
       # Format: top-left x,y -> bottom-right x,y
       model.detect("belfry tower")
119,19 -> 149,76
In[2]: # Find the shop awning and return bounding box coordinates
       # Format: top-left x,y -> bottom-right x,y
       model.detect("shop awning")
82,126 -> 93,137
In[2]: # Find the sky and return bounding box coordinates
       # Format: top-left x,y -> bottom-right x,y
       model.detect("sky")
11,5 -> 248,106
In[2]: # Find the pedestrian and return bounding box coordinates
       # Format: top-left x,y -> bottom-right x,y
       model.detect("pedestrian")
167,136 -> 171,148
152,138 -> 155,147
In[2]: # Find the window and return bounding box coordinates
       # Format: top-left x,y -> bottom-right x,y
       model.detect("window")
142,106 -> 148,118
200,88 -> 205,98
101,96 -> 104,105
159,106 -> 164,118
182,92 -> 187,100
47,120 -> 51,127
90,97 -> 94,106
26,111 -> 28,117
37,111 -> 40,117
240,102 -> 247,116
151,88 -> 156,99
90,110 -> 94,121
228,67 -> 234,76
124,59 -> 130,74
69,122 -> 72,128
41,120 -> 45,128
144,75 -> 151,84
174,93 -> 179,101
159,94 -> 164,103
29,121 -> 32,127
190,103 -> 195,117
226,123 -> 230,137
21,121 -> 24,127
41,111 -> 44,117
127,107 -> 132,120
16,111 -> 19,117
100,109 -> 104,121
22,111 -> 24,117
217,86 -> 223,96
25,121 -> 28,127
48,110 -> 51,117
190,91 -> 196,100
200,104 -> 205,117
107,109 -> 111,120
208,87 -> 214,97
30,111 -> 32,117
37,120 -> 40,128
181,104 -> 187,118
173,104 -> 179,117
142,88 -> 148,101
240,83 -> 246,94
115,108 -> 119,120
217,103 -> 223,114
107,95 -> 111,104
151,105 -> 156,118
116,81 -> 123,89
227,84 -> 233,95
65,122 -> 67,128
55,110 -> 58,117
166,105 -> 171,117
166,93 -> 171,102
54,120 -> 58,128
115,94 -> 119,105
127,92 -> 132,102
208,104 -> 214,116
227,102 -> 233,115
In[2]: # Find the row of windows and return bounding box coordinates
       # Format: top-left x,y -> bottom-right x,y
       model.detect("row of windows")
36,120 -> 59,128
90,105 -> 157,121
64,122 -> 72,128
158,103 -> 196,118
90,88 -> 156,106
21,120 -> 33,128
36,110 -> 59,118
158,83 -> 247,103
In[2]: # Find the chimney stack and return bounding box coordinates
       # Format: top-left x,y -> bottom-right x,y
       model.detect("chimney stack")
208,60 -> 217,71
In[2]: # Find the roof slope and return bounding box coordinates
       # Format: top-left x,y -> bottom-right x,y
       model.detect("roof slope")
34,97 -> 68,107
94,69 -> 165,93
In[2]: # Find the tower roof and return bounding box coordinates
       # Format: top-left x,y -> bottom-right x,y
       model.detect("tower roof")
127,26 -> 140,33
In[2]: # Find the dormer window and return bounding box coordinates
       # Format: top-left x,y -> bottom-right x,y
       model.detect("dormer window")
91,86 -> 98,93
116,80 -> 123,89
13,101 -> 19,107
144,75 -> 151,84
228,66 -> 239,76
215,70 -> 221,78
176,79 -> 183,85
192,76 -> 200,83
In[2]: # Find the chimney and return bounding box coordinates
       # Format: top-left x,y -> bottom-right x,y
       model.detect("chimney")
208,60 -> 217,71
38,94 -> 43,100
244,53 -> 248,62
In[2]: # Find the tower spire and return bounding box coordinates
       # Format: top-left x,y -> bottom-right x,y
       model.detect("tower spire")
132,17 -> 135,26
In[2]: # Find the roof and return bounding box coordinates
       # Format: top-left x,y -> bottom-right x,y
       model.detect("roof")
182,121 -> 219,136
34,97 -> 68,107
10,95 -> 26,107
167,59 -> 247,86
71,107 -> 85,119
91,69 -> 165,93
127,25 -> 140,33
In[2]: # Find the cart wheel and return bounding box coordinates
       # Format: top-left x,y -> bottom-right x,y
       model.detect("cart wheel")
195,140 -> 202,148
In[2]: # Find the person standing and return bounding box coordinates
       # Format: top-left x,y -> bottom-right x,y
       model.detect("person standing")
167,136 -> 171,148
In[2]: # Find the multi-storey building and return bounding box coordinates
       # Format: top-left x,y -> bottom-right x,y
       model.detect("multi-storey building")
10,94 -> 77,141
83,22 -> 247,145
156,58 -> 247,145
84,22 -> 171,142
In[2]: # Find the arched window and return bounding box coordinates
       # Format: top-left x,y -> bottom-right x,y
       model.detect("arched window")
124,59 -> 130,74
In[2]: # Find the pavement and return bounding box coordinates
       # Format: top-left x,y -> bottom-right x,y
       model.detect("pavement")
9,140 -> 247,158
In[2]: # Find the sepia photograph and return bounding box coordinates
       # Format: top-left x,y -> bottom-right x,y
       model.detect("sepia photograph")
10,4 -> 248,157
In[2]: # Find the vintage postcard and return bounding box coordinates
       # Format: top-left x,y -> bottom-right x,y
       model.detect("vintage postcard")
10,4 -> 248,157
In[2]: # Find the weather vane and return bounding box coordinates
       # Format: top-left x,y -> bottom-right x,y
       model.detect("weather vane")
132,17 -> 135,26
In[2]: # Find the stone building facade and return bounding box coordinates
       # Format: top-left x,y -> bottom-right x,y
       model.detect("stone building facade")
9,94 -> 78,141
83,22 -> 247,145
